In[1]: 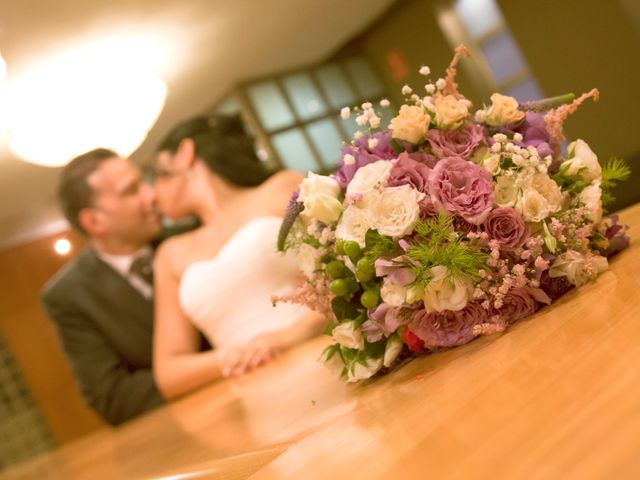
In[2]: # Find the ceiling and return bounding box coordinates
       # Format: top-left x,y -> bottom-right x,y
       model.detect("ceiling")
0,0 -> 395,249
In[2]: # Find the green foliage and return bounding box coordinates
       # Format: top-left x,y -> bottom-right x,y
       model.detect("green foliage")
601,157 -> 631,206
363,229 -> 395,260
407,213 -> 488,287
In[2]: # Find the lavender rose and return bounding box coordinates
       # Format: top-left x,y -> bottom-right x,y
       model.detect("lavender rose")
387,152 -> 434,214
484,207 -> 529,249
497,287 -> 538,325
429,156 -> 494,224
426,123 -> 485,160
408,301 -> 489,348
407,150 -> 438,169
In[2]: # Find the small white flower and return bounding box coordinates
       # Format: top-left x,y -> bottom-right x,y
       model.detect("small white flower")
435,78 -> 446,90
343,153 -> 356,165
425,84 -> 436,94
493,133 -> 508,143
355,115 -> 368,126
422,96 -> 434,111
368,138 -> 379,150
353,131 -> 364,140
383,335 -> 404,368
369,115 -> 381,129
513,132 -> 523,142
490,142 -> 502,153
419,65 -> 431,76
401,84 -> 413,95
340,107 -> 351,119
332,321 -> 364,350
379,98 -> 391,108
361,102 -> 372,110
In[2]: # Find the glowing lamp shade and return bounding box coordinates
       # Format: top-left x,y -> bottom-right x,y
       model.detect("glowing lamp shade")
6,43 -> 167,167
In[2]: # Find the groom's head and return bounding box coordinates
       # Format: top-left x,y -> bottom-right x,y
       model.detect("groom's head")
59,149 -> 161,249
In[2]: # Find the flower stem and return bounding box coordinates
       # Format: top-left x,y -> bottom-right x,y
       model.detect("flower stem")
519,93 -> 576,112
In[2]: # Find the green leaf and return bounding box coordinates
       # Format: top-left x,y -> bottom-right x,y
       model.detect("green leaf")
390,138 -> 404,154
331,296 -> 362,323
542,221 -> 557,253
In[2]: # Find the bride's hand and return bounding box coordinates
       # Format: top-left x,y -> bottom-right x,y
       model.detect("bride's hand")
220,332 -> 285,377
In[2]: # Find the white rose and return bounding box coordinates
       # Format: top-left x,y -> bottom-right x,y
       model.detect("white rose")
563,139 -> 602,181
383,335 -> 404,368
579,180 -> 603,223
388,104 -> 430,144
335,205 -> 373,247
346,160 -> 392,200
434,94 -> 470,129
530,173 -> 563,214
347,356 -> 383,383
332,321 -> 364,350
370,185 -> 423,238
298,172 -> 343,224
380,279 -> 408,307
549,250 -> 608,287
484,93 -> 525,126
517,187 -> 550,223
494,175 -> 518,207
422,265 -> 473,312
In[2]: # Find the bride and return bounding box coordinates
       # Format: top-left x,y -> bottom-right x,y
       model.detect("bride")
151,115 -> 324,400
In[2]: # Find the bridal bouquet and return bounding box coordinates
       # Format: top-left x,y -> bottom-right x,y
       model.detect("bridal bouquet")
276,46 -> 631,383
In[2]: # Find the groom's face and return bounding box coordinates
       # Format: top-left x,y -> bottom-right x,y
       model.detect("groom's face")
86,157 -> 161,245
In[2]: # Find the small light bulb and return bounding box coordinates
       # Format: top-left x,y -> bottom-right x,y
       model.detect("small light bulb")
54,238 -> 72,255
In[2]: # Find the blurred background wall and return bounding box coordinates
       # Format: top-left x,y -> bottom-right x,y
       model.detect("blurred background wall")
0,0 -> 637,469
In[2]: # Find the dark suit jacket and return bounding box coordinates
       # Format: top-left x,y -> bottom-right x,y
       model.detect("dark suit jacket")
41,247 -> 164,425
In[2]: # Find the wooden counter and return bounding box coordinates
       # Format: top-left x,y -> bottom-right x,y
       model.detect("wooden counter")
3,204 -> 640,480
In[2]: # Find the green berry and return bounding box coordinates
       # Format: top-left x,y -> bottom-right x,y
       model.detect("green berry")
343,241 -> 361,261
326,260 -> 346,279
334,240 -> 346,255
330,279 -> 349,297
360,290 -> 379,309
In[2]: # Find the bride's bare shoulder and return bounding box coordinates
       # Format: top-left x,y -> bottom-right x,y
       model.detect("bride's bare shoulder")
260,170 -> 304,213
155,227 -> 211,273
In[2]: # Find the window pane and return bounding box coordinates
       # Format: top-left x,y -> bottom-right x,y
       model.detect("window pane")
481,30 -> 527,84
504,77 -> 544,103
339,116 -> 361,141
271,128 -> 320,172
247,81 -> 295,132
306,119 -> 344,168
282,73 -> 327,121
315,64 -> 357,109
455,0 -> 503,39
344,56 -> 384,99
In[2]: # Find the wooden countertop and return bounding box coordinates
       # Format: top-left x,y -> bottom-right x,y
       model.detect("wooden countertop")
3,204 -> 640,480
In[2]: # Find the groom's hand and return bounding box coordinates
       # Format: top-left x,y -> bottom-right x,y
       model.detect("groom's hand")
220,334 -> 283,377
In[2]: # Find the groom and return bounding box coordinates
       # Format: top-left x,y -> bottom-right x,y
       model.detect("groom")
42,148 -> 165,425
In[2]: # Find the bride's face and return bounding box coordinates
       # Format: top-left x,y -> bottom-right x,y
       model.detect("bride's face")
153,150 -> 193,220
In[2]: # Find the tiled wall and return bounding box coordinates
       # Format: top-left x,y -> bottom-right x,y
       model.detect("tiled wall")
0,334 -> 55,469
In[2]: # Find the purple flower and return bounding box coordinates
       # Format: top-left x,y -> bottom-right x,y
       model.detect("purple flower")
334,133 -> 396,189
426,123 -> 485,160
367,304 -> 413,337
428,156 -> 494,224
497,287 -> 538,325
493,112 -> 553,159
484,207 -> 529,249
387,152 -> 435,215
408,301 -> 489,348
539,271 -> 573,301
599,214 -> 630,257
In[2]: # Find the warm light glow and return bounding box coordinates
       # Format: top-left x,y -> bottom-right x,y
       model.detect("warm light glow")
3,33 -> 170,167
0,51 -> 6,91
54,238 -> 72,256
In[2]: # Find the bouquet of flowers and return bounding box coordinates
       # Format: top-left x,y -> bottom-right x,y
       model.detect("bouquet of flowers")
275,45 -> 631,382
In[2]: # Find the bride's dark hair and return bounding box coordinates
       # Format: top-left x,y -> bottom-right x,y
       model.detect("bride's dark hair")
157,114 -> 276,187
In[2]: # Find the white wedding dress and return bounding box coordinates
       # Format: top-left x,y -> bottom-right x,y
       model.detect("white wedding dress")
179,216 -> 310,347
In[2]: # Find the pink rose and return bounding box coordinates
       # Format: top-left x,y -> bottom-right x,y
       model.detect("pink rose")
426,123 -> 485,159
387,152 -> 434,215
497,287 -> 538,325
484,207 -> 529,249
428,156 -> 494,224
408,301 -> 489,348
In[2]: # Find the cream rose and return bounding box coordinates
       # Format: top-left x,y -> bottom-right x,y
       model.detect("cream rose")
347,356 -> 383,383
517,188 -> 550,223
494,175 -> 518,207
434,94 -> 470,129
421,265 -> 473,312
389,104 -> 430,144
579,180 -> 603,223
530,173 -> 564,213
484,93 -> 525,126
563,139 -> 602,181
298,172 -> 343,224
549,250 -> 608,287
335,205 -> 373,248
383,335 -> 404,368
346,160 -> 392,200
319,346 -> 346,378
370,185 -> 423,238
380,279 -> 408,307
332,321 -> 364,350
